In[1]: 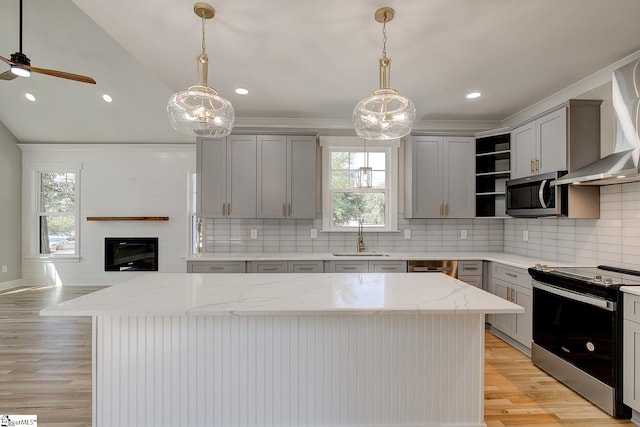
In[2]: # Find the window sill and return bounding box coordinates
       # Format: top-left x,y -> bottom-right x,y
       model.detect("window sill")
25,256 -> 82,263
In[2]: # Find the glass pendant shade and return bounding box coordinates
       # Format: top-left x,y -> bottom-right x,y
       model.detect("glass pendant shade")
167,84 -> 235,137
359,166 -> 373,188
353,88 -> 416,140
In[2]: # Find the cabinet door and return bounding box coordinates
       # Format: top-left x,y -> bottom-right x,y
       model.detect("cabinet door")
288,135 -> 317,218
328,261 -> 369,273
257,135 -> 288,218
623,318 -> 640,411
444,137 -> 475,218
513,284 -> 533,348
188,261 -> 246,273
288,261 -> 324,273
411,137 -> 443,218
198,138 -> 227,217
249,261 -> 287,273
369,261 -> 407,272
511,122 -> 536,179
491,279 -> 514,335
227,135 -> 257,218
537,107 -> 567,174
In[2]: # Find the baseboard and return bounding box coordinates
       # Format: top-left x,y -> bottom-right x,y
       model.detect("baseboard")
0,279 -> 23,291
632,409 -> 640,426
488,326 -> 532,357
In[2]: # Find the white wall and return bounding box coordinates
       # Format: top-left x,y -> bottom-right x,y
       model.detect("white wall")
21,144 -> 195,285
0,121 -> 22,288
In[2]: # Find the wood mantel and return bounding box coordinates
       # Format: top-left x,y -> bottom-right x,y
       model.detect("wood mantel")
86,216 -> 169,221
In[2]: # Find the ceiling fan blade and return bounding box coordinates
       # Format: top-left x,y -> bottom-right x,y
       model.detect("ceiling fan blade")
0,55 -> 15,66
30,66 -> 96,84
0,70 -> 18,81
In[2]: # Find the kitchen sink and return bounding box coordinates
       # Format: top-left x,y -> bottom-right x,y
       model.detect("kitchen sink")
332,252 -> 389,257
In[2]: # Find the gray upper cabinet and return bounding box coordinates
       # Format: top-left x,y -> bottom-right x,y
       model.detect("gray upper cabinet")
197,135 -> 257,218
511,100 -> 601,179
257,134 -> 317,218
405,136 -> 475,218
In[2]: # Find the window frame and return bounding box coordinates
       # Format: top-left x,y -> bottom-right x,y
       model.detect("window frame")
29,163 -> 82,258
320,138 -> 399,232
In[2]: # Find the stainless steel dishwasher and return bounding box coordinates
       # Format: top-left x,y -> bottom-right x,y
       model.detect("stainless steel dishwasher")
407,260 -> 457,277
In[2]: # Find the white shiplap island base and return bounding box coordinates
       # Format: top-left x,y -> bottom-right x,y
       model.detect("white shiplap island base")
41,273 -> 522,427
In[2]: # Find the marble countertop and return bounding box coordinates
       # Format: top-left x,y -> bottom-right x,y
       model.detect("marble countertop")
40,272 -> 523,317
621,286 -> 640,296
186,251 -> 584,270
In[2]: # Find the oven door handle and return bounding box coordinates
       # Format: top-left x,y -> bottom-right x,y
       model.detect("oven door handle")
533,281 -> 616,311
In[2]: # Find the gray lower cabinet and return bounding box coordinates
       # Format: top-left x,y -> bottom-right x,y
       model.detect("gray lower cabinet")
187,261 -> 246,273
248,260 -> 324,273
257,134 -> 317,219
624,292 -> 640,414
487,263 -> 532,349
326,260 -> 407,273
458,260 -> 483,288
197,135 -> 257,218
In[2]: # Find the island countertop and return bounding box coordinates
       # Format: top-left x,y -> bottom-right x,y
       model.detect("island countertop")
41,272 -> 523,317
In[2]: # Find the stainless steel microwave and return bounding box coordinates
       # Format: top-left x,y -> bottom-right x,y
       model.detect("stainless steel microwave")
505,171 -> 568,217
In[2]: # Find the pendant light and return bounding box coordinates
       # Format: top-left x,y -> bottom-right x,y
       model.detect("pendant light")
359,139 -> 373,188
167,3 -> 235,137
353,7 -> 416,140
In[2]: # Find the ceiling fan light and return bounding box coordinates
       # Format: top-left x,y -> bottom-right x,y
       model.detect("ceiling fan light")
167,85 -> 235,137
11,65 -> 30,77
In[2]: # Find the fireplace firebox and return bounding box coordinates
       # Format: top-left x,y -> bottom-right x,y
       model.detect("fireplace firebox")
105,237 -> 158,271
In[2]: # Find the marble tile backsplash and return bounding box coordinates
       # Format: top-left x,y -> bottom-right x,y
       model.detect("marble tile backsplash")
203,216 -> 505,254
503,182 -> 640,270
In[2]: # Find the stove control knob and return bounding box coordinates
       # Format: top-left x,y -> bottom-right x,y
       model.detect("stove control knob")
594,275 -> 603,282
586,342 -> 595,352
604,277 -> 613,285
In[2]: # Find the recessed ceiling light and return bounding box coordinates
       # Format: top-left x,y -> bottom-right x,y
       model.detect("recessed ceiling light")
466,92 -> 482,99
102,94 -> 113,103
25,93 -> 36,102
235,88 -> 249,95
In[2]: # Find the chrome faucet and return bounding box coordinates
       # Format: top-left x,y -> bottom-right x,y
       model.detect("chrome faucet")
357,220 -> 366,252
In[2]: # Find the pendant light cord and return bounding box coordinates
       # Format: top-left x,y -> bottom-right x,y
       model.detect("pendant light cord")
19,0 -> 24,53
381,19 -> 387,59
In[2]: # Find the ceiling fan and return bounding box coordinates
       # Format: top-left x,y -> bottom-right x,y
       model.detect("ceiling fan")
0,0 -> 96,84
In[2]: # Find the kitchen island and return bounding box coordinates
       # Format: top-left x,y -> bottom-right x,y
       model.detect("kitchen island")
41,273 -> 522,427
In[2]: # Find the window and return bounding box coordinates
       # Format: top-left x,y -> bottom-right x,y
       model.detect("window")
321,138 -> 398,231
36,170 -> 79,256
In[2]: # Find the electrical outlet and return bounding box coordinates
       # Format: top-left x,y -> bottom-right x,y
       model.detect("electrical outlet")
310,228 -> 318,239
250,229 -> 258,239
404,229 -> 411,239
1,265 -> 7,273
523,230 -> 529,241
460,230 -> 467,240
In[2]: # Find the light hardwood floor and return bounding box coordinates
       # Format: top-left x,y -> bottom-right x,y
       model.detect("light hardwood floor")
0,285 -> 636,426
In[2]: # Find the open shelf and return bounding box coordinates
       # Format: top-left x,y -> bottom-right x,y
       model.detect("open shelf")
475,133 -> 510,218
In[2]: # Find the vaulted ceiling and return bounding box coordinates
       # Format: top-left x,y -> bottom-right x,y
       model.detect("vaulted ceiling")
1,0 -> 640,143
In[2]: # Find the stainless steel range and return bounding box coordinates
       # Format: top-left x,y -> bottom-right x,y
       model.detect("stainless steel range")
528,264 -> 640,418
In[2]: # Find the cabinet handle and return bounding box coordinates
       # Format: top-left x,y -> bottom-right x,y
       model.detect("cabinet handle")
288,204 -> 292,216
536,158 -> 540,172
505,272 -> 517,278
342,266 -> 358,270
222,203 -> 226,216
262,267 -> 279,271
440,203 -> 443,217
463,266 -> 479,271
381,267 -> 396,271
298,267 -> 314,271
227,203 -> 231,215
445,203 -> 449,217
507,287 -> 512,302
530,159 -> 534,172
283,204 -> 287,216
209,266 -> 224,271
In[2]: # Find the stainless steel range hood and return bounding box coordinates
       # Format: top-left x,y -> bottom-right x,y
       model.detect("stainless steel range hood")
554,58 -> 640,186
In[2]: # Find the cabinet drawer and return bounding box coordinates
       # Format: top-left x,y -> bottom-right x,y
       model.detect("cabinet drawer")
369,261 -> 407,273
459,260 -> 482,276
494,264 -> 530,287
327,261 -> 368,273
188,261 -> 246,273
624,292 -> 640,323
459,275 -> 482,288
249,261 -> 287,273
288,261 -> 324,273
